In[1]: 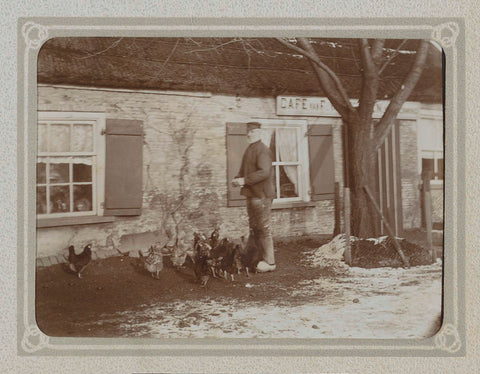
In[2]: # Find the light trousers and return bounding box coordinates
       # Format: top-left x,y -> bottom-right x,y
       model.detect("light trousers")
246,197 -> 275,265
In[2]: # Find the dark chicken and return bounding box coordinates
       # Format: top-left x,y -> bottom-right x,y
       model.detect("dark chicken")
67,244 -> 92,278
209,237 -> 229,278
218,240 -> 242,281
238,235 -> 262,277
190,233 -> 212,286
207,237 -> 243,281
187,232 -> 254,285
209,227 -> 220,249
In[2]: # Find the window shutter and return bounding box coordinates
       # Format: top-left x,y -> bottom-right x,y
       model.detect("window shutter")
104,119 -> 143,216
226,122 -> 249,207
308,124 -> 335,201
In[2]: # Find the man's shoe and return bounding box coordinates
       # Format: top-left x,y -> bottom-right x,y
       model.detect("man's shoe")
256,261 -> 276,273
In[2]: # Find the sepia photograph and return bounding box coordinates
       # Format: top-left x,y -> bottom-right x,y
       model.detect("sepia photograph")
33,35 -> 445,340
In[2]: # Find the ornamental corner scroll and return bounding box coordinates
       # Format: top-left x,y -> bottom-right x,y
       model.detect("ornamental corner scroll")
434,322 -> 462,353
431,22 -> 460,49
21,324 -> 50,353
21,22 -> 49,50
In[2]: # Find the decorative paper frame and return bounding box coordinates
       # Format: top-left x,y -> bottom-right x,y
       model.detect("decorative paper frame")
17,17 -> 465,357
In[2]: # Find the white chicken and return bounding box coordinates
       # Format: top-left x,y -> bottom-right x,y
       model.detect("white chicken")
138,245 -> 164,279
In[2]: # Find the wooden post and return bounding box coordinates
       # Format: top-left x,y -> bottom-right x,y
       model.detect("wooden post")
344,187 -> 352,266
363,185 -> 410,268
423,173 -> 435,262
333,182 -> 341,237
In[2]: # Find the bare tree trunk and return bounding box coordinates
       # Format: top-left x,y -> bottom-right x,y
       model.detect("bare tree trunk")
272,38 -> 431,238
346,117 -> 378,238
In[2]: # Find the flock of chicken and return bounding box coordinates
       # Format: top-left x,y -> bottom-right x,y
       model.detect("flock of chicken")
138,228 -> 259,286
184,229 -> 254,286
64,228 -> 259,286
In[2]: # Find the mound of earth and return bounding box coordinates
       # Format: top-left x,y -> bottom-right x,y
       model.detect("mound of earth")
350,236 -> 434,268
308,234 -> 435,269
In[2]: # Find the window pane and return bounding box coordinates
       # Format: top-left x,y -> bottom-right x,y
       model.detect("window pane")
72,124 -> 94,152
73,163 -> 92,182
38,124 -> 48,152
49,124 -> 70,152
419,119 -> 442,151
49,163 -> 69,183
435,126 -> 444,151
74,185 -> 93,212
266,129 -> 277,162
422,151 -> 434,159
37,162 -> 46,184
50,186 -> 70,213
421,158 -> 434,179
36,186 -> 47,214
279,165 -> 298,198
437,158 -> 444,180
277,128 -> 298,162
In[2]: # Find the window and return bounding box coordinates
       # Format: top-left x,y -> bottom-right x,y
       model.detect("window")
226,120 -> 334,207
417,115 -> 443,182
37,112 -> 105,218
36,114 -> 144,226
260,119 -> 310,203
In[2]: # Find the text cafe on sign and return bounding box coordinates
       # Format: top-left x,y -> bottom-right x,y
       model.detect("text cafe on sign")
276,95 -> 420,118
276,96 -> 341,117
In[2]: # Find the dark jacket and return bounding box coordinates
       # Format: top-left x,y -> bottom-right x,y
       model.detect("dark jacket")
236,140 -> 275,198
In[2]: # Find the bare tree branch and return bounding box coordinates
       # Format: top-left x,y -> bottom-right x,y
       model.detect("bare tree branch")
358,39 -> 377,73
297,38 -> 358,115
77,38 -> 124,59
275,37 -> 355,117
374,40 -> 430,148
184,38 -> 202,47
162,38 -> 180,68
349,44 -> 362,72
239,39 -> 253,69
358,39 -> 380,123
184,38 -> 241,54
371,39 -> 385,63
378,39 -> 408,75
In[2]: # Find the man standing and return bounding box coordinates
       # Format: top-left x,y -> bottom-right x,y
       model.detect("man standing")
231,121 -> 276,272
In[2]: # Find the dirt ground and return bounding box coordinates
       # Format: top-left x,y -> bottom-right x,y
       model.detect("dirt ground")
35,229 -> 443,339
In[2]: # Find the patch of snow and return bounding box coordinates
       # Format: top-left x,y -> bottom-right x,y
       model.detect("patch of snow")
90,236 -> 442,340
99,260 -> 442,339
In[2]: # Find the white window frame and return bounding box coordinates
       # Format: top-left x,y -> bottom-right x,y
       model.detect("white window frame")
417,110 -> 444,185
257,119 -> 311,204
37,111 -> 106,218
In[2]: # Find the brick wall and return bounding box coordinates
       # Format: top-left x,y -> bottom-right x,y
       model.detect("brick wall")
399,119 -> 422,229
36,86 -> 343,258
430,185 -> 444,224
36,85 -> 438,259
420,103 -> 444,226
398,111 -> 444,230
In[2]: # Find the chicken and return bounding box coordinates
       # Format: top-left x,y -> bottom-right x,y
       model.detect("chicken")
238,235 -> 262,277
231,236 -> 247,276
209,227 -> 220,250
191,233 -> 212,286
218,240 -> 242,281
209,237 -> 229,278
138,246 -> 164,279
233,243 -> 245,276
67,244 -> 92,278
170,250 -> 188,269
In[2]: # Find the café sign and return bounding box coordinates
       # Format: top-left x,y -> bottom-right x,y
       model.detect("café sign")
276,95 -> 420,119
277,96 -> 340,116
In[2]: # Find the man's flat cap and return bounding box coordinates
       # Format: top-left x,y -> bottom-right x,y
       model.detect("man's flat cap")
246,122 -> 262,132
